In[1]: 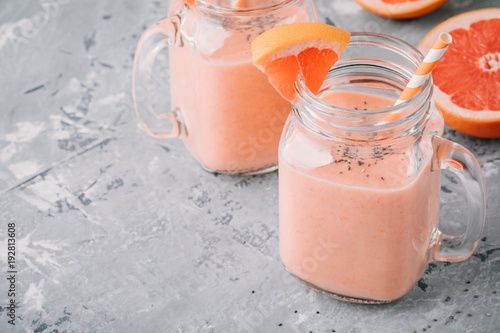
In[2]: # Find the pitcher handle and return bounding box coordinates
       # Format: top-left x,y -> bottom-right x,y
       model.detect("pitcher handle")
430,135 -> 486,262
132,15 -> 183,138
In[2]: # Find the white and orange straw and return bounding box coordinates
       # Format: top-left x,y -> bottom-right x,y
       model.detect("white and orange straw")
395,32 -> 453,105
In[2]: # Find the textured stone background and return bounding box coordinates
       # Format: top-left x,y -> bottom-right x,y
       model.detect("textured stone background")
0,0 -> 499,332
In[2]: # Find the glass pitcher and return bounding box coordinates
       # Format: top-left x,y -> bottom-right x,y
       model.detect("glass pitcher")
133,0 -> 319,174
278,32 -> 486,303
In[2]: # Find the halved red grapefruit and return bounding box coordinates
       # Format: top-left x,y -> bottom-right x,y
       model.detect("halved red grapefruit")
418,8 -> 500,138
355,0 -> 448,20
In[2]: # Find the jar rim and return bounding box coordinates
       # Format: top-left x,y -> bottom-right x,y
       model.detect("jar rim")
195,0 -> 295,14
294,32 -> 433,135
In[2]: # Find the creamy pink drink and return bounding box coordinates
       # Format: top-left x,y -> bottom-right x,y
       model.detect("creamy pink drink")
279,32 -> 485,304
134,0 -> 318,174
166,1 -> 312,174
169,37 -> 291,173
279,91 -> 441,301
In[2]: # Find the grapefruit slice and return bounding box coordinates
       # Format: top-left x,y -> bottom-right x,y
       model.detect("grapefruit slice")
355,0 -> 448,19
418,8 -> 500,138
251,23 -> 350,102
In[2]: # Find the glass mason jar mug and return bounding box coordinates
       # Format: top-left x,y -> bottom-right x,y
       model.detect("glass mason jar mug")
133,0 -> 318,174
279,33 -> 486,303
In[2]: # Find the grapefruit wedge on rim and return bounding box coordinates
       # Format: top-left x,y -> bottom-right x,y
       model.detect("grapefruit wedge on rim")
355,0 -> 448,19
251,22 -> 351,102
418,8 -> 500,138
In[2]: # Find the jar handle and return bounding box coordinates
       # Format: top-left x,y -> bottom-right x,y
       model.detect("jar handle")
132,15 -> 183,138
430,135 -> 486,262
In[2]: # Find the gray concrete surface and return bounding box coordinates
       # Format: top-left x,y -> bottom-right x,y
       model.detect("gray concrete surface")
0,0 -> 499,332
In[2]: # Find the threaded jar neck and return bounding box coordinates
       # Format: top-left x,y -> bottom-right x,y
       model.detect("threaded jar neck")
294,32 -> 433,144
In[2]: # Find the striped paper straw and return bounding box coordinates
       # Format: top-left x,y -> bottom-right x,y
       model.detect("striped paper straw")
395,32 -> 452,105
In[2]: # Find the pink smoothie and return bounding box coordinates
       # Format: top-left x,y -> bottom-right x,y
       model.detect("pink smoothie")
279,91 -> 441,301
169,7 -> 310,173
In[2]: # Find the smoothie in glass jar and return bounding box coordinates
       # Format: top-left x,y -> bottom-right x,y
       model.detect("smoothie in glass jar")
278,33 -> 485,303
279,91 -> 441,302
134,0 -> 318,174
